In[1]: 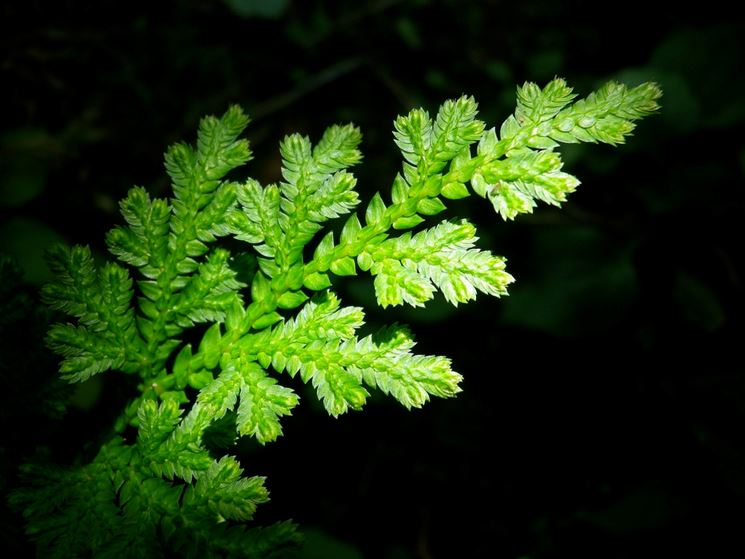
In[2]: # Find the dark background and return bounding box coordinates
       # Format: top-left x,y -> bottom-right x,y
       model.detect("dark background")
1,1 -> 744,557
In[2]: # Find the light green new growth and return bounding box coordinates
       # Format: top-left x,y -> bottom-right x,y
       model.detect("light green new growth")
14,78 -> 660,557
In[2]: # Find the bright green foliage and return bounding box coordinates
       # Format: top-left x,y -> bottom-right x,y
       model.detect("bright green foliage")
245,292 -> 462,415
42,245 -> 143,382
471,79 -> 662,219
364,220 -> 512,307
16,79 -> 660,557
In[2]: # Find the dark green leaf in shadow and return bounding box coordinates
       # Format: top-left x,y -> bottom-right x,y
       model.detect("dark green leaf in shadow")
0,128 -> 50,208
0,218 -> 65,285
650,26 -> 745,128
672,272 -> 725,332
526,50 -> 564,82
500,226 -> 637,337
68,376 -> 104,411
396,17 -> 423,50
224,0 -> 289,19
579,485 -> 684,534
297,528 -> 363,559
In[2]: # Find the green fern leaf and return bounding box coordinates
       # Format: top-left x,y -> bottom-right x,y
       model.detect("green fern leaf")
356,326 -> 461,408
25,79 -> 660,558
183,456 -> 269,523
236,362 -> 299,443
550,81 -> 662,145
431,95 -> 485,166
393,108 -> 433,167
171,248 -> 245,328
43,245 -> 142,381
474,149 -> 580,220
106,186 -> 170,270
515,78 -> 577,125
367,220 -> 513,306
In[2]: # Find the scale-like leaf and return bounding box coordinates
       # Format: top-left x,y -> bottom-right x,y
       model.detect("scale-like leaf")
366,220 -> 513,306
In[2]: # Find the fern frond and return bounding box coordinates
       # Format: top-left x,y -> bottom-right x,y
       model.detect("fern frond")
394,96 -> 484,174
393,108 -> 433,167
227,179 -> 281,256
463,79 -> 662,219
106,186 -> 170,271
431,95 -> 485,166
472,149 -> 580,220
137,399 -> 184,455
182,456 -> 269,522
26,79 -> 660,558
248,292 -> 461,416
147,416 -> 214,482
42,245 -> 142,381
111,106 -> 251,373
235,362 -> 299,443
515,78 -> 577,125
267,318 -> 461,416
312,123 -> 364,172
549,81 -> 662,145
10,440 -> 132,558
271,291 -> 364,342
364,220 -> 513,307
170,248 -> 245,328
357,326 -> 461,408
230,124 -> 362,274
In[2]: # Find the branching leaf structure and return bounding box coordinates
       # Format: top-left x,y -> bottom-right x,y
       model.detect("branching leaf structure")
14,78 -> 660,557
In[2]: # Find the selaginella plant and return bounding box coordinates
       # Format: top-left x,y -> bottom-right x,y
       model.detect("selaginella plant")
11,78 -> 660,557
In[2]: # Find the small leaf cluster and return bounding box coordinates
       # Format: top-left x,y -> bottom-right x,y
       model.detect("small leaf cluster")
14,79 -> 660,557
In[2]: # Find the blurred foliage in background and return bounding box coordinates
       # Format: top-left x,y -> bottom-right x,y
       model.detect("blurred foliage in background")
1,1 -> 743,557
